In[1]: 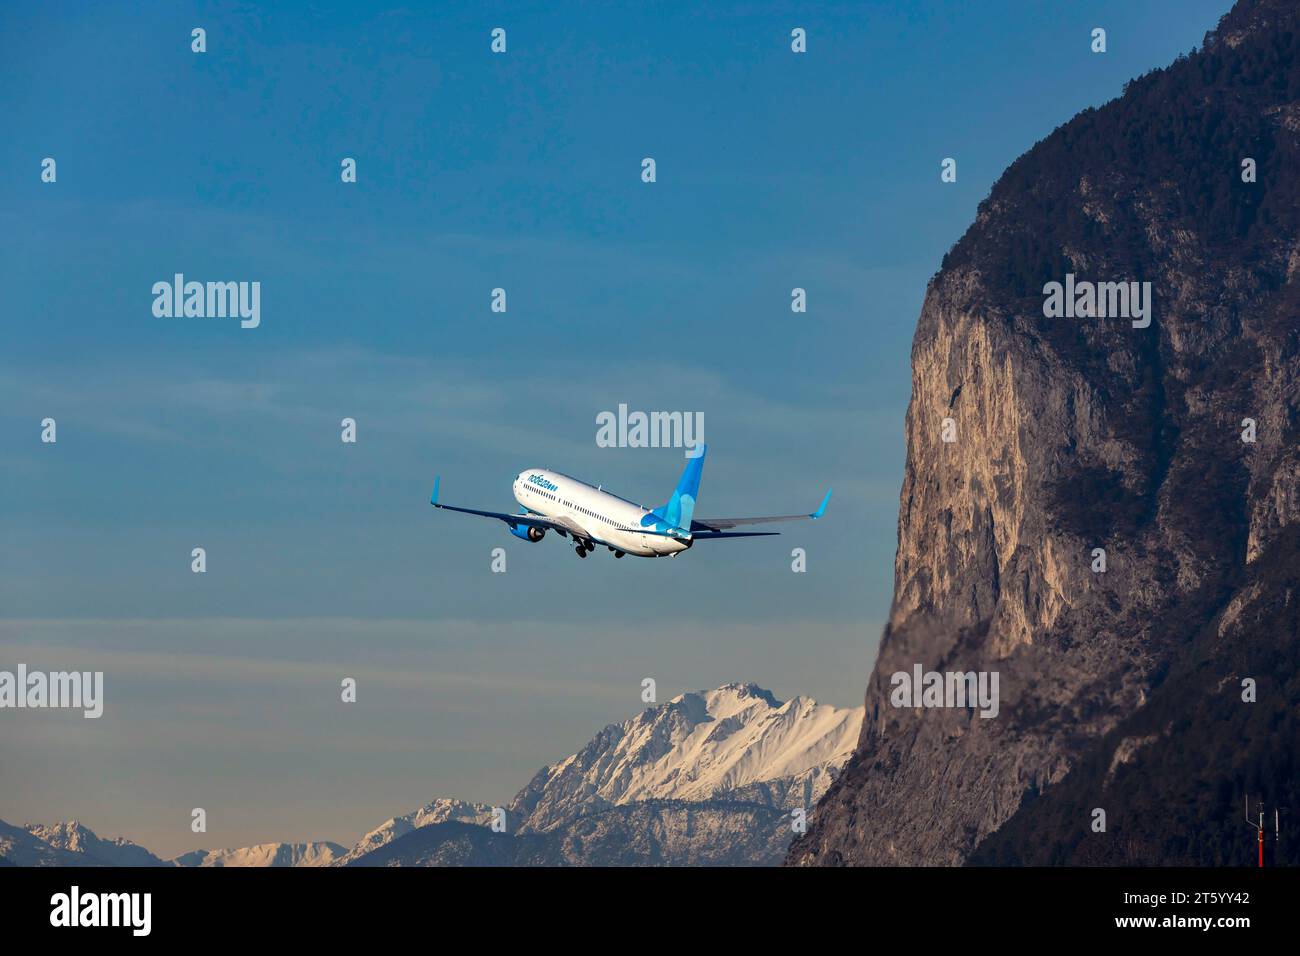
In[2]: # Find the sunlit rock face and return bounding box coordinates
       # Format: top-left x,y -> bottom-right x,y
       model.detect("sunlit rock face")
791,0 -> 1300,866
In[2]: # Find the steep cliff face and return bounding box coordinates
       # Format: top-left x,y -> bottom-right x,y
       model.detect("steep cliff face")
790,0 -> 1300,866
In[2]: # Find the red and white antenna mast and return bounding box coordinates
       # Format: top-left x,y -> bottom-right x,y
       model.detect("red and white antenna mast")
1245,795 -> 1285,867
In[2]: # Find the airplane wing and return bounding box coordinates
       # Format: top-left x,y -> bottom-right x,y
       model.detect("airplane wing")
690,531 -> 780,539
690,489 -> 831,532
430,478 -> 593,541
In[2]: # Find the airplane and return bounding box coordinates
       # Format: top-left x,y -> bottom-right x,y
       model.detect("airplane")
430,444 -> 830,560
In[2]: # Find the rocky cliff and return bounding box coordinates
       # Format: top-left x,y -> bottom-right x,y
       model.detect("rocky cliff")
790,0 -> 1300,866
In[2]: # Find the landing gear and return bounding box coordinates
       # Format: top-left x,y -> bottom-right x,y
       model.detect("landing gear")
614,551 -> 625,559
575,544 -> 589,558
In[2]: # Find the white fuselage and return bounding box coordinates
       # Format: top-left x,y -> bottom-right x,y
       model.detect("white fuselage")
512,469 -> 689,558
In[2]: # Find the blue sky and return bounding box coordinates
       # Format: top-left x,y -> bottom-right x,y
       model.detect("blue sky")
1,1 -> 1229,856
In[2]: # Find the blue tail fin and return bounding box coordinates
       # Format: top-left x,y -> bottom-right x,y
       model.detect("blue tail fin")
655,444 -> 706,530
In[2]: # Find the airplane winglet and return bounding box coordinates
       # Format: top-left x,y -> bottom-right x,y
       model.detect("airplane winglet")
811,488 -> 832,519
430,476 -> 440,507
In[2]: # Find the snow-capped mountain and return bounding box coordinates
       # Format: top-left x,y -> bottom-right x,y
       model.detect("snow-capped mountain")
509,682 -> 863,832
2,818 -> 343,868
172,842 -> 346,867
4,683 -> 862,867
1,819 -> 95,867
26,821 -> 165,867
333,799 -> 495,866
345,683 -> 862,866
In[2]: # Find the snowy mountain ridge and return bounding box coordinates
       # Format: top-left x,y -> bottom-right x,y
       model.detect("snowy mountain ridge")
509,682 -> 864,832
172,842 -> 346,867
3,683 -> 862,867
